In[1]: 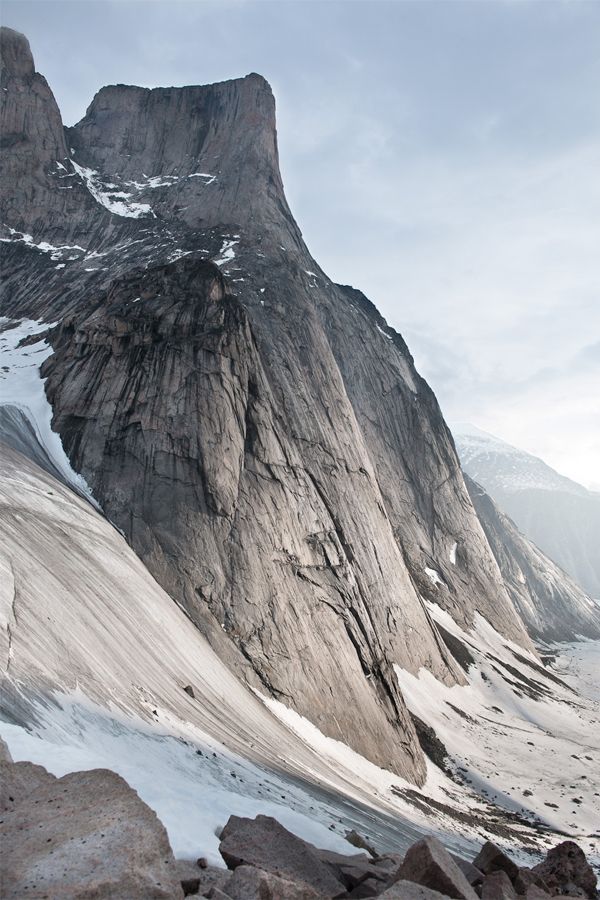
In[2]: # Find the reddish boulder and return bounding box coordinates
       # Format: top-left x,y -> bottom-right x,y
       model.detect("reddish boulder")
531,842 -> 597,899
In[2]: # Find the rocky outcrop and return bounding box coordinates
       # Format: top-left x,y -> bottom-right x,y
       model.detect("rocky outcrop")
0,27 -> 100,241
465,476 -> 600,641
0,761 -> 183,898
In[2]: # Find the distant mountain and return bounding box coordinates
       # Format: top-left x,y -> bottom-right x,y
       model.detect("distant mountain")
465,474 -> 600,642
454,424 -> 600,599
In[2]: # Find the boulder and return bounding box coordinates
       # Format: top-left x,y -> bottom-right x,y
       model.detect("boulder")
0,766 -> 183,898
481,871 -> 518,900
173,859 -> 229,897
393,836 -> 478,900
346,878 -> 383,898
473,843 -> 519,882
222,864 -> 321,899
531,842 -> 597,899
0,735 -> 13,762
513,868 -> 551,895
345,829 -> 378,857
379,880 -> 452,898
219,814 -> 345,897
0,758 -> 57,812
524,887 -> 551,900
339,861 -> 390,890
450,854 -> 484,887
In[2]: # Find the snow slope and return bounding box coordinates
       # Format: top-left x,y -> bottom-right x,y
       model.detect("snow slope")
1,442 -> 598,870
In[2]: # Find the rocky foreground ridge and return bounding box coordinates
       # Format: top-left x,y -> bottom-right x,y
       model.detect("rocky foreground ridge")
2,742 -> 597,900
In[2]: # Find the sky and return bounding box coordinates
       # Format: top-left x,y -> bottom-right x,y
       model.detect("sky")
3,0 -> 599,489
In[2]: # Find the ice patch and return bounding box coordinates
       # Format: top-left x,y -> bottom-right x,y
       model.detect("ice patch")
449,542 -> 457,565
0,318 -> 97,504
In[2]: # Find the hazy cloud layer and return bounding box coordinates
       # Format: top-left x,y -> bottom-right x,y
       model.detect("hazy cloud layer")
4,0 -> 599,487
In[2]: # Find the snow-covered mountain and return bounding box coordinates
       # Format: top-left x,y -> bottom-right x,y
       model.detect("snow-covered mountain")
1,25 -> 599,873
454,424 -> 600,599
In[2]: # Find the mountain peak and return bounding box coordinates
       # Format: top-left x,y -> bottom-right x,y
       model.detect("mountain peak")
0,26 -> 34,79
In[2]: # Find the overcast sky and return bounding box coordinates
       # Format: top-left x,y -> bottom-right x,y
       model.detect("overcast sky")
4,0 -> 600,488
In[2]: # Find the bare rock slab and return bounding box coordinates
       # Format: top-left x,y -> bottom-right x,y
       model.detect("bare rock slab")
531,841 -> 597,899
219,814 -> 345,897
393,836 -> 478,900
0,766 -> 183,898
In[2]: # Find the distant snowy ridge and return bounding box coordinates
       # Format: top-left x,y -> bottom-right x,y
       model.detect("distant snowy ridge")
453,423 -> 586,496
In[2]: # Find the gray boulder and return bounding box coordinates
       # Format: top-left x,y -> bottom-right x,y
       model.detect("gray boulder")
0,758 -> 57,812
379,880 -> 451,898
219,814 -> 345,897
392,836 -> 478,900
481,871 -> 518,900
450,854 -> 484,887
222,864 -> 321,899
0,765 -> 183,898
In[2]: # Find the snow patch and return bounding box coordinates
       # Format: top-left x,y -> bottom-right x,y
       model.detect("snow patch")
71,161 -> 154,219
214,238 -> 239,268
425,567 -> 445,588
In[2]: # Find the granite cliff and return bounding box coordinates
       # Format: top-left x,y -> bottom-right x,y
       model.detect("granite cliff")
1,26 -> 595,791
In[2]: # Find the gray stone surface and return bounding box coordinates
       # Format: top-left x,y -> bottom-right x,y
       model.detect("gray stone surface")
0,765 -> 183,898
0,757 -> 57,812
450,854 -> 484,887
393,836 -> 478,900
173,859 -> 230,897
481,870 -> 518,900
222,864 -> 321,899
219,814 -> 344,896
379,880 -> 452,898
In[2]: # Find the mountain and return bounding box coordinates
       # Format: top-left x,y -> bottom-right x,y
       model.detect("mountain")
454,424 -> 600,599
1,26 -> 599,868
464,474 -> 600,642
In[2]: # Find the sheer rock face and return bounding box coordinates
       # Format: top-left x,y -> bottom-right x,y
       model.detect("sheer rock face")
1,27 -> 541,783
0,27 -> 99,240
466,476 -> 600,642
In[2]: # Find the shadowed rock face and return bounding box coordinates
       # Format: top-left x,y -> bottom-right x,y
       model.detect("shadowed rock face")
1,26 -> 548,783
465,476 -> 600,642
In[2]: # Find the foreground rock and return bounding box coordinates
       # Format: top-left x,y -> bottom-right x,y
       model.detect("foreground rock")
531,842 -> 597,899
0,762 -> 183,898
392,836 -> 478,900
220,865 -> 321,899
219,814 -> 345,896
